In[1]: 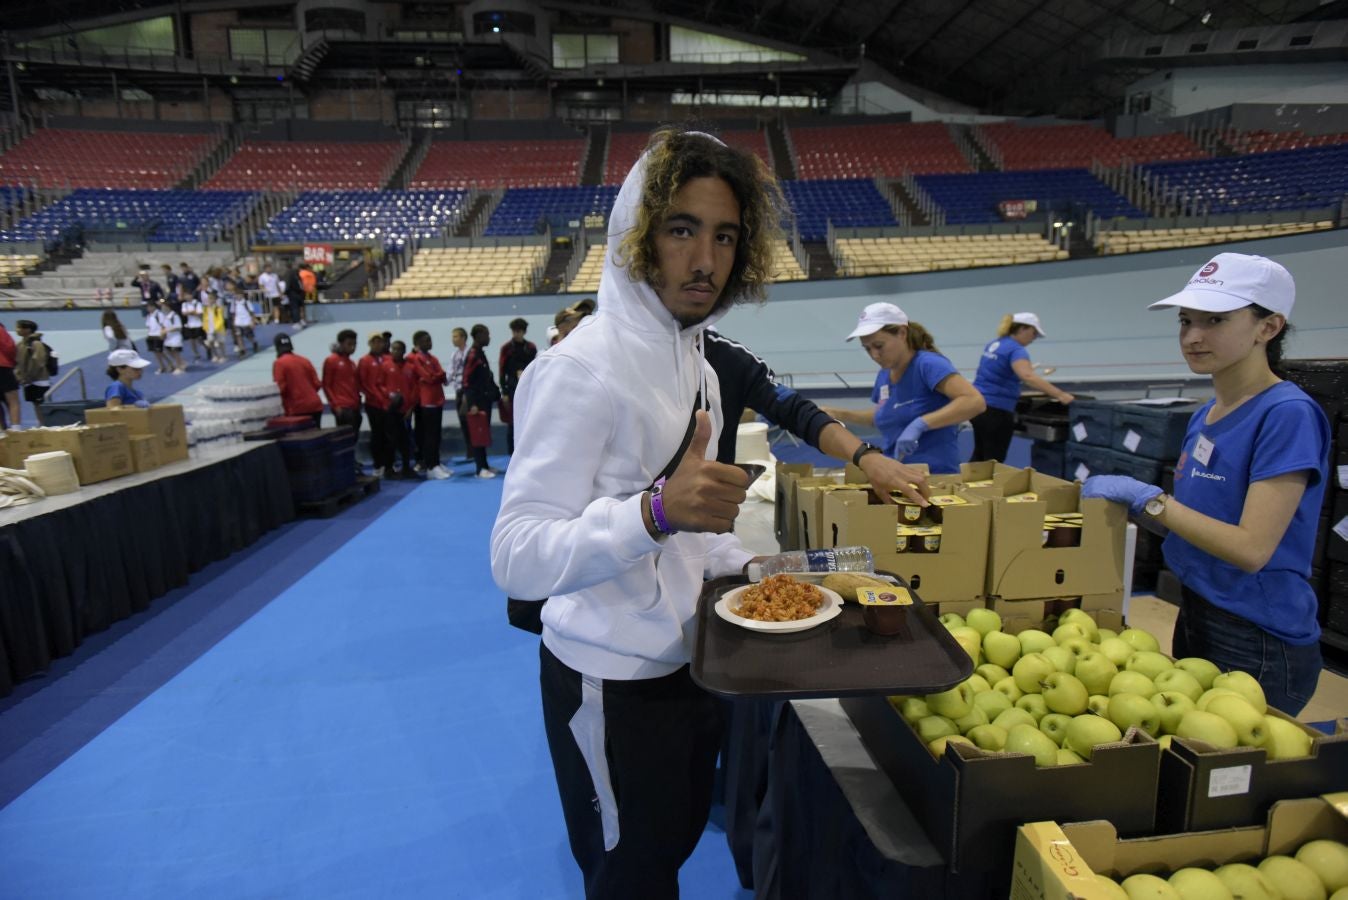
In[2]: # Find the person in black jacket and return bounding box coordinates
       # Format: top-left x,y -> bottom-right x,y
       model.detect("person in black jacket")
462,323 -> 500,478
283,265 -> 308,329
497,317 -> 538,455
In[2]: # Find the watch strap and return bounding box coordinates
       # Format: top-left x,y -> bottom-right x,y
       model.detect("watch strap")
852,442 -> 882,467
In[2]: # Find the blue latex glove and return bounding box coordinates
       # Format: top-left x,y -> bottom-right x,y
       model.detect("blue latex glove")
133,399 -> 151,409
893,417 -> 930,459
1081,474 -> 1162,516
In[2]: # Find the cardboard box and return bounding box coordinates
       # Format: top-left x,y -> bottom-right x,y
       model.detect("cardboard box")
841,694 -> 1161,875
85,404 -> 189,464
983,469 -> 1127,600
0,430 -> 36,469
1010,792 -> 1348,899
991,595 -> 1125,635
128,434 -> 162,473
1155,711 -> 1348,834
773,462 -> 816,549
19,424 -> 132,484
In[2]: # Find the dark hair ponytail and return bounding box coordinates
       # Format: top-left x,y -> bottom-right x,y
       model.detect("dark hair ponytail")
1249,303 -> 1291,376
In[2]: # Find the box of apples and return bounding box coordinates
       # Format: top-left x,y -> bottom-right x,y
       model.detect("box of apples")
1011,792 -> 1348,900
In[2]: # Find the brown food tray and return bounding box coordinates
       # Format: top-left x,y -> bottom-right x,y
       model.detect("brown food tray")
690,572 -> 974,699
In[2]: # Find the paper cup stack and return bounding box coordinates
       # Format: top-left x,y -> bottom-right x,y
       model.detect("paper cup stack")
25,450 -> 81,496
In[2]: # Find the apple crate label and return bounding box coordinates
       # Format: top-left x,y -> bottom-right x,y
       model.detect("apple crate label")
1072,422 -> 1088,442
1074,463 -> 1091,482
1334,516 -> 1348,543
1206,764 -> 1252,798
1122,429 -> 1142,454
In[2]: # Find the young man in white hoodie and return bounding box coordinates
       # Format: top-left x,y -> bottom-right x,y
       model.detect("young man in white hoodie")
491,129 -> 785,898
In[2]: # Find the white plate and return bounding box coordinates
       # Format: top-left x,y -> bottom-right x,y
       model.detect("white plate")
714,584 -> 844,634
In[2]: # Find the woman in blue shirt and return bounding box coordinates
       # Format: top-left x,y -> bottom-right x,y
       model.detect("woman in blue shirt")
104,348 -> 152,409
823,302 -> 985,474
970,311 -> 1075,462
1084,253 -> 1328,714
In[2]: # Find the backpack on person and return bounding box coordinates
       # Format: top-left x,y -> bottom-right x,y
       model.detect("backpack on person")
44,344 -> 59,377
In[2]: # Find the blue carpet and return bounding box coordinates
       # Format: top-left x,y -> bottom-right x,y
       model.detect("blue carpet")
0,459 -> 748,899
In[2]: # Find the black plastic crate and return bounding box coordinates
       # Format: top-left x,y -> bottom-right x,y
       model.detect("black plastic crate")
1328,592 -> 1348,637
1029,439 -> 1066,479
1331,562 -> 1348,597
1282,358 -> 1348,425
1064,442 -> 1118,483
1331,491 -> 1348,565
1111,400 -> 1202,461
1135,527 -> 1166,564
1068,399 -> 1114,448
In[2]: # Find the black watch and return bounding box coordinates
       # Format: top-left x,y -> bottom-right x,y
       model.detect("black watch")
852,443 -> 883,467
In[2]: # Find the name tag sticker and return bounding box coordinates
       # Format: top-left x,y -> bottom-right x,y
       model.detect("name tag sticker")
1207,765 -> 1253,798
1123,429 -> 1142,454
878,385 -> 889,403
1334,516 -> 1348,543
1192,434 -> 1215,467
1072,422 -> 1088,442
1073,463 -> 1091,482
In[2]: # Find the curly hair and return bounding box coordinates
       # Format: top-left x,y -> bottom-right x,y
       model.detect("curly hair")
618,128 -> 787,308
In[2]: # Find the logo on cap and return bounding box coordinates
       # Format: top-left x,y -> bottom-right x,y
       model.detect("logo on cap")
1199,262 -> 1219,277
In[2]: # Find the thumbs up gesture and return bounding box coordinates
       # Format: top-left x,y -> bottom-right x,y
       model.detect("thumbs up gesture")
658,410 -> 750,534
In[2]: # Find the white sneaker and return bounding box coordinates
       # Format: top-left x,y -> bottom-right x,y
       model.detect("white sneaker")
412,462 -> 424,473
430,465 -> 452,480
476,469 -> 497,479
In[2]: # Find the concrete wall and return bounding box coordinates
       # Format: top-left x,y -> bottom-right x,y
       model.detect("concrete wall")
1127,63 -> 1348,118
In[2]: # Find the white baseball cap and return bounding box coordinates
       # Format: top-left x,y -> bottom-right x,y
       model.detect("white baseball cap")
108,349 -> 151,369
1012,312 -> 1046,337
845,302 -> 909,341
1148,253 -> 1295,317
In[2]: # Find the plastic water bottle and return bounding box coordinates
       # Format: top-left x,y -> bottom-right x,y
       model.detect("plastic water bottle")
746,546 -> 874,582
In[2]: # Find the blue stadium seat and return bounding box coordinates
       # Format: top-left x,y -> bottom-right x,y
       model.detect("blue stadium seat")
914,169 -> 1142,225
255,190 -> 470,249
1140,145 -> 1348,214
484,186 -> 621,236
0,188 -> 258,244
780,179 -> 897,241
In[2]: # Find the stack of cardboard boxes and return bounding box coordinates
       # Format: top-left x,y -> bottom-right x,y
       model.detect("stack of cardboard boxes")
0,405 -> 188,487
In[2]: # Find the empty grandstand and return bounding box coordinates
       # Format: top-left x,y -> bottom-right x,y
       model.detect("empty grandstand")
204,141 -> 404,192
255,190 -> 470,248
377,245 -> 549,298
0,128 -> 216,189
789,121 -> 971,179
410,139 -> 586,189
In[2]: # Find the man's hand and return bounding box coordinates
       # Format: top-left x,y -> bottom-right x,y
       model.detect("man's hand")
858,453 -> 929,506
660,410 -> 749,534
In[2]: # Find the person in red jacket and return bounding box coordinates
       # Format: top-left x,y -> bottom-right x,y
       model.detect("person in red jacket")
386,339 -> 420,479
272,334 -> 323,428
358,331 -> 396,479
321,330 -> 362,473
0,321 -> 19,429
409,329 -> 451,480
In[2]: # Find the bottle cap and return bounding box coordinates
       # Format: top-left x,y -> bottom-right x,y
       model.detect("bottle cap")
746,562 -> 764,582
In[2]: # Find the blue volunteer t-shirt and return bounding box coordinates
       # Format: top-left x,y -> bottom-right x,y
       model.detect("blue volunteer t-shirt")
104,381 -> 146,406
1162,381 -> 1329,645
972,337 -> 1030,412
871,350 -> 961,473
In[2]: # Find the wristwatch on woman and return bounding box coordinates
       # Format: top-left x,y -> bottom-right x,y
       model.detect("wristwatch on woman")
852,443 -> 883,467
1144,492 -> 1169,518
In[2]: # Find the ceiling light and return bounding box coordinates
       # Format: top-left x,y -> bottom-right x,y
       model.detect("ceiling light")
1200,11 -> 1211,24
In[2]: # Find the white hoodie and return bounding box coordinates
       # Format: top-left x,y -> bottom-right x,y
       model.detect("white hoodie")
490,136 -> 753,681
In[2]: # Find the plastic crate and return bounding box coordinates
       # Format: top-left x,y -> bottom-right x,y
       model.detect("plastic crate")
1029,440 -> 1066,479
1065,444 -> 1167,485
1281,358 -> 1348,425
279,429 -> 338,504
1111,400 -> 1202,461
1067,399 -> 1114,447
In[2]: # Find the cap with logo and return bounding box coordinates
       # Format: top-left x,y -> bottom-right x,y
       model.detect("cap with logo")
1011,312 -> 1046,337
108,348 -> 151,369
845,302 -> 909,341
1148,252 -> 1295,317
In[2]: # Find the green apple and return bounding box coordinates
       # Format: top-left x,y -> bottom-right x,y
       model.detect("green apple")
1039,713 -> 1072,746
966,723 -> 1007,751
1175,710 -> 1238,749
1156,734 -> 1174,751
1109,671 -> 1158,698
1059,608 -> 1101,642
949,626 -> 984,664
1087,694 -> 1111,716
964,607 -> 1002,637
1258,855 -> 1328,900
1205,694 -> 1268,748
1125,651 -> 1175,681
964,674 -> 992,695
939,612 -> 965,631
993,707 -> 1037,732
1098,637 -> 1137,667
1016,693 -> 1049,722
1264,714 -> 1315,760
1108,692 -> 1161,737
1213,862 -> 1281,900
1052,622 -> 1090,644
993,676 -> 1024,703
1057,747 -> 1085,766
976,662 -> 1011,685
953,706 -> 989,735
1017,628 -> 1056,655
1118,627 -> 1161,653
1060,637 -> 1096,661
1041,645 -> 1076,674
1093,873 -> 1129,899
1197,688 -> 1242,711
1330,889 -> 1348,900
1005,723 -> 1059,767
926,682 -> 975,719
1121,872 -> 1182,899
1065,714 -> 1122,760
928,734 -> 974,758
1097,627 -> 1118,642
1151,691 -> 1196,735
1040,672 -> 1090,716
982,631 -> 1021,670
1152,668 -> 1204,703
1212,671 -> 1267,714
1174,657 -> 1222,691
1074,651 -> 1119,695
972,690 -> 1013,721
1168,867 -> 1235,900
1298,839 -> 1348,892
1013,653 -> 1057,694
899,697 -> 931,725
914,715 -> 959,744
